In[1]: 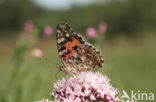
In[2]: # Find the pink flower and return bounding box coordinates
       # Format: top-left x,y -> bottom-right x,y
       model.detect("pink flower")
32,49 -> 43,58
63,97 -> 81,102
39,99 -> 53,102
44,26 -> 53,36
86,27 -> 98,38
25,34 -> 32,42
24,20 -> 34,31
99,22 -> 107,34
51,71 -> 119,102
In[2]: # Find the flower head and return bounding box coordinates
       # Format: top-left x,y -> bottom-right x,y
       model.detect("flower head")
99,22 -> 107,34
24,20 -> 34,31
25,34 -> 32,43
44,26 -> 53,36
86,27 -> 98,38
51,71 -> 119,102
39,99 -> 53,102
32,49 -> 43,58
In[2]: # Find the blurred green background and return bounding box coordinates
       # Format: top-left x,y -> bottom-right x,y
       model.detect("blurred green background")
0,0 -> 156,102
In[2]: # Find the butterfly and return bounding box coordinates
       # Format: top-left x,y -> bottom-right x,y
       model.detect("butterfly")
56,22 -> 104,75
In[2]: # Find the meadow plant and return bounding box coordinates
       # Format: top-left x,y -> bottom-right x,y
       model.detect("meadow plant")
5,20 -> 54,102
86,27 -> 98,38
25,34 -> 32,43
2,20 -> 43,102
44,26 -> 53,36
24,20 -> 34,31
32,48 -> 44,58
85,22 -> 107,48
39,71 -> 134,102
14,20 -> 39,67
51,71 -> 119,102
99,22 -> 107,34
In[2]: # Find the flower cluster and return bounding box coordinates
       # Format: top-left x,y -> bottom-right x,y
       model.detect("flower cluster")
19,20 -> 54,59
86,27 -> 98,38
51,71 -> 119,102
44,26 -> 53,36
99,22 -> 107,34
32,49 -> 43,58
86,22 -> 107,38
39,99 -> 53,102
24,20 -> 34,31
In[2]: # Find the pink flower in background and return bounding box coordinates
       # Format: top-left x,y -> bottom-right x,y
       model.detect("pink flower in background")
24,20 -> 34,31
99,22 -> 107,34
51,71 -> 119,102
32,49 -> 43,58
86,27 -> 98,38
25,34 -> 32,42
39,99 -> 53,102
44,26 -> 53,36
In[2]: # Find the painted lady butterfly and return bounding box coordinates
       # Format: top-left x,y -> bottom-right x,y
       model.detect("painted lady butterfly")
57,23 -> 104,74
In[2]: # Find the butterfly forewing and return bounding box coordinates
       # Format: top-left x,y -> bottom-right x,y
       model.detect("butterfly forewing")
56,22 -> 104,74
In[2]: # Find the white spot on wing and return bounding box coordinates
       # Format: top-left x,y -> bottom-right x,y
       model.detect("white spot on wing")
58,37 -> 65,44
81,56 -> 86,62
60,38 -> 65,42
66,33 -> 70,37
73,53 -> 77,58
57,30 -> 61,34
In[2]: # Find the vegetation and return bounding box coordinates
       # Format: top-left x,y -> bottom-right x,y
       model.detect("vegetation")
0,0 -> 156,38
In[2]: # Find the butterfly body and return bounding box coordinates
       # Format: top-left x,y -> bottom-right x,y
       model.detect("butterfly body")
57,23 -> 104,74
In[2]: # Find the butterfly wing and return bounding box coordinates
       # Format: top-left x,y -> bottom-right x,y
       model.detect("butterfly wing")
56,22 -> 104,74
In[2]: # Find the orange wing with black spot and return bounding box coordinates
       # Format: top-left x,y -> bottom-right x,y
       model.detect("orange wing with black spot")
56,22 -> 104,74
